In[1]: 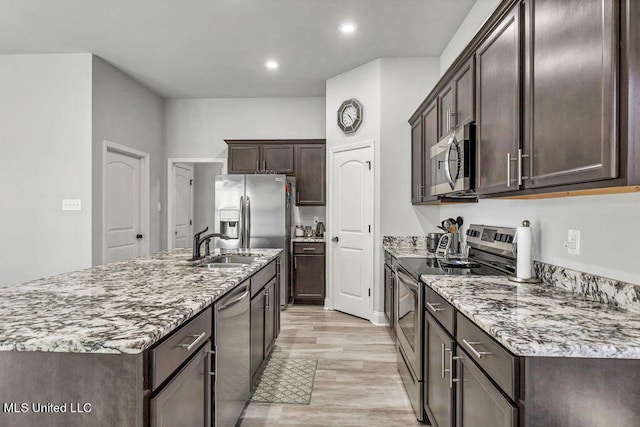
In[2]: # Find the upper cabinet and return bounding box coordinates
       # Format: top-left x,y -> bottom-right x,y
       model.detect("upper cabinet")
411,100 -> 439,204
439,58 -> 476,140
225,139 -> 326,206
227,141 -> 294,174
523,0 -> 618,189
475,3 -> 521,195
408,0 -> 639,201
295,143 -> 326,206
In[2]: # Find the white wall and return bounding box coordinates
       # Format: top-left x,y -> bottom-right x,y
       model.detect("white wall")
164,97 -> 326,159
91,56 -> 165,264
439,0 -> 502,76
0,54 -> 93,286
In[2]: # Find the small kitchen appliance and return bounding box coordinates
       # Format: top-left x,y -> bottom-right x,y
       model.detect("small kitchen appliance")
426,232 -> 444,253
315,221 -> 325,237
430,123 -> 476,197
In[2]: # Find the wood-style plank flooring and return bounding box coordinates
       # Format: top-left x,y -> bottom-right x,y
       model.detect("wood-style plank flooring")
240,305 -> 421,426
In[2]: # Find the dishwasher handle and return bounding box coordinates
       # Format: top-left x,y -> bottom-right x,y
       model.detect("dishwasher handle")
218,290 -> 249,311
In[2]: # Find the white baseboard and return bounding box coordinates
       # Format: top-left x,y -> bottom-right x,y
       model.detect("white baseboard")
371,310 -> 389,326
324,298 -> 333,310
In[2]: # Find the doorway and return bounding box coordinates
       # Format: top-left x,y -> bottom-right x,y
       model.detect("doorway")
167,158 -> 227,250
328,141 -> 374,321
102,141 -> 150,264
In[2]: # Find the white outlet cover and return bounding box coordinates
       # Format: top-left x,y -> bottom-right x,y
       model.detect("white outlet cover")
567,229 -> 580,255
62,199 -> 82,211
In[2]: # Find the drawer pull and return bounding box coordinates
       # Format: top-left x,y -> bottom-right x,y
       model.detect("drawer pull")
462,338 -> 492,359
302,247 -> 316,251
179,332 -> 207,352
426,302 -> 445,312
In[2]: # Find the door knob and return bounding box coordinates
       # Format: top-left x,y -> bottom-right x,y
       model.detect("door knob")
136,234 -> 143,240
332,236 -> 339,242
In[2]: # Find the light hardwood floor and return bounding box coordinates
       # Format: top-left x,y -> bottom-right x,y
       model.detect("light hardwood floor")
240,305 -> 422,426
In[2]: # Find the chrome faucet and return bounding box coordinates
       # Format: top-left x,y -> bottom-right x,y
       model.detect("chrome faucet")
192,227 -> 230,259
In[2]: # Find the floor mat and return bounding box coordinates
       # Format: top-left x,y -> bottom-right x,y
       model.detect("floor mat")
250,358 -> 318,404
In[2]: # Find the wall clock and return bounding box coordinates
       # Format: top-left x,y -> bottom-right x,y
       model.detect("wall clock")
337,98 -> 363,134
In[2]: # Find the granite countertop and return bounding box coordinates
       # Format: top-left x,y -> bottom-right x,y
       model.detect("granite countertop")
385,247 -> 435,259
292,236 -> 326,243
421,275 -> 640,359
0,248 -> 281,355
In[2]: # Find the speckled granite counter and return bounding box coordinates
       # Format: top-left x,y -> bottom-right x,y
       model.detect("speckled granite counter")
0,248 -> 281,354
383,235 -> 434,258
292,236 -> 326,243
421,275 -> 640,359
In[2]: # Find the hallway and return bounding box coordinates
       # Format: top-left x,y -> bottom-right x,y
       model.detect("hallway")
240,306 -> 421,426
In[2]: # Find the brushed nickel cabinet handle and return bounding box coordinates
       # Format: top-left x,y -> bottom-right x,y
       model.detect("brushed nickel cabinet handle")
426,301 -> 445,313
302,247 -> 316,251
178,332 -> 207,352
441,343 -> 446,378
462,338 -> 492,359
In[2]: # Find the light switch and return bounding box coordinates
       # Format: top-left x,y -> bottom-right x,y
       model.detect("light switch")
62,199 -> 82,211
565,229 -> 580,255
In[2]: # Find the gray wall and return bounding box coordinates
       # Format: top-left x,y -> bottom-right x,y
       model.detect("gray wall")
91,56 -> 165,265
0,54 -> 93,286
192,162 -> 223,236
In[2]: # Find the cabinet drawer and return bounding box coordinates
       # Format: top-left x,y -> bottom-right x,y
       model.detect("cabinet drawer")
251,260 -> 276,298
293,242 -> 325,254
456,313 -> 517,400
150,308 -> 212,390
425,287 -> 455,336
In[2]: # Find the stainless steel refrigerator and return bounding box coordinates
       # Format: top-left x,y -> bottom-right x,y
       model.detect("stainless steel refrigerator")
214,174 -> 290,308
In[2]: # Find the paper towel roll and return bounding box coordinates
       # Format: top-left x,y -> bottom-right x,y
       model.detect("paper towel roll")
516,225 -> 532,279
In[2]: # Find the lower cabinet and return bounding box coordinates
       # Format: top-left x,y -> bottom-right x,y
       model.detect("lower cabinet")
292,242 -> 325,304
250,264 -> 279,383
150,342 -> 211,427
383,260 -> 395,338
456,350 -> 517,427
425,314 -> 454,427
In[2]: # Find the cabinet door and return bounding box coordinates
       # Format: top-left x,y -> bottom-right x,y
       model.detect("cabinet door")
264,279 -> 277,355
410,115 -> 424,204
262,144 -> 294,174
475,3 -> 522,195
228,144 -> 260,174
250,291 -> 265,379
293,254 -> 325,303
422,101 -> 439,202
384,265 -> 393,327
295,144 -> 326,205
456,350 -> 517,427
439,85 -> 454,139
454,58 -> 475,128
425,315 -> 454,427
150,342 -> 210,427
524,0 -> 618,188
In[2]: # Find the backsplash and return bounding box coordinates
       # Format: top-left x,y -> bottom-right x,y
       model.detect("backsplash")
534,262 -> 640,315
382,236 -> 427,250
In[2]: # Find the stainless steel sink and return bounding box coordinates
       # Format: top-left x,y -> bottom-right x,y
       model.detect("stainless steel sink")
195,254 -> 259,269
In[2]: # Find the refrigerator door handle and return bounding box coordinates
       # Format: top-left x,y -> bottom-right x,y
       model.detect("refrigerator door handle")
245,196 -> 251,249
239,196 -> 244,248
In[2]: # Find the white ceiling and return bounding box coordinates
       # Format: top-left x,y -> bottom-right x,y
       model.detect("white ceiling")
0,0 -> 476,98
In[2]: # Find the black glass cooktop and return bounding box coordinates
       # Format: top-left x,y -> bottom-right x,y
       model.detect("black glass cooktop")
396,256 -> 506,281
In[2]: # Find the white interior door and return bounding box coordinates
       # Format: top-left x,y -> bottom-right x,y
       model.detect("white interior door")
331,144 -> 373,320
173,164 -> 194,248
105,150 -> 143,263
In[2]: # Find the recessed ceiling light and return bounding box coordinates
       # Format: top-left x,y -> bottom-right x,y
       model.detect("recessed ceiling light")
339,22 -> 357,34
265,60 -> 279,70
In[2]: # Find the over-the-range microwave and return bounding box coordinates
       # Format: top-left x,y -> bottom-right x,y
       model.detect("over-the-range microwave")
430,123 -> 475,197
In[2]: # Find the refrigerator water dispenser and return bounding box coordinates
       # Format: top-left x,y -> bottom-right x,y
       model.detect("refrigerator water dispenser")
219,208 -> 240,239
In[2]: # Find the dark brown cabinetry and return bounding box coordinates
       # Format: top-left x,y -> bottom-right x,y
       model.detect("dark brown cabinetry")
475,2 -> 521,195
438,85 -> 454,140
383,253 -> 395,337
249,262 -> 279,382
410,101 -> 439,204
523,0 -> 619,189
425,315 -> 455,427
292,242 -> 325,304
295,144 -> 326,206
438,58 -> 475,141
227,141 -> 294,174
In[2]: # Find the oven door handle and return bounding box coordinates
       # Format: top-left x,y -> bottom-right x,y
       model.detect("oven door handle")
396,270 -> 419,290
443,135 -> 458,190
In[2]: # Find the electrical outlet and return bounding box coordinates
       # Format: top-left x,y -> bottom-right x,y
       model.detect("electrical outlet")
313,216 -> 319,224
565,229 -> 581,255
61,199 -> 82,211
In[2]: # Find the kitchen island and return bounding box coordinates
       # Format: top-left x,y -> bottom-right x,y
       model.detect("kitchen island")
0,248 -> 281,427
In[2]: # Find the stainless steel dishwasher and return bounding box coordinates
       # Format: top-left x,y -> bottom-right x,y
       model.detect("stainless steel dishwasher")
214,280 -> 250,427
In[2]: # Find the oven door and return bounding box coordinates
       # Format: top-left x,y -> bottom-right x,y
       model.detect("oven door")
395,268 -> 423,381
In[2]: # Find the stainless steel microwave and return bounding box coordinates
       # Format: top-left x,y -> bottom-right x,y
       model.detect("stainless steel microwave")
430,124 -> 475,197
